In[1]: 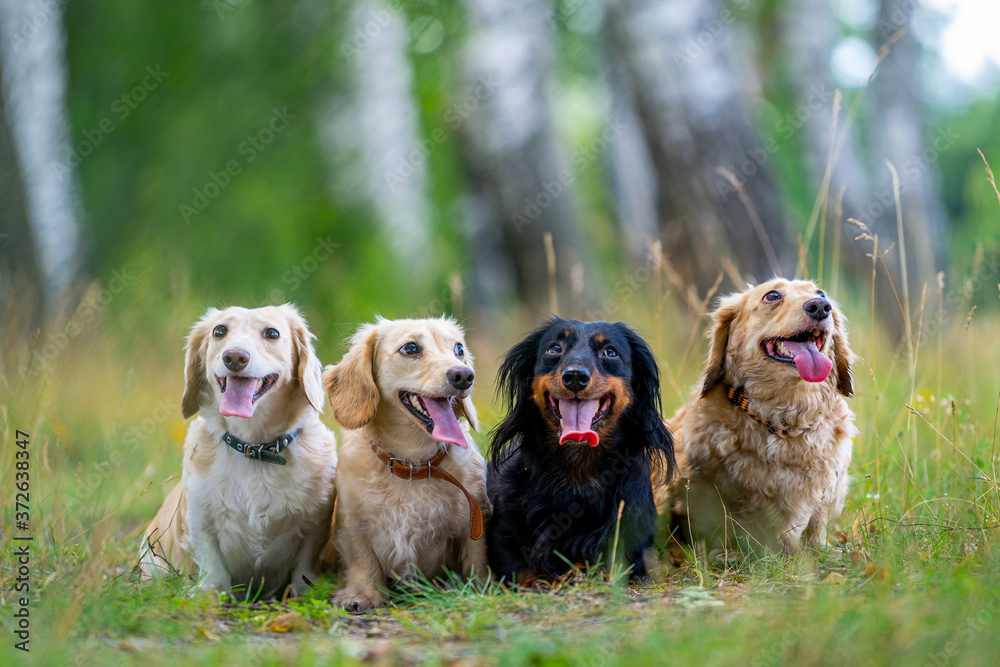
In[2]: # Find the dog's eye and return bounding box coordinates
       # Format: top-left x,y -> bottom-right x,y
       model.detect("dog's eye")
762,290 -> 782,303
546,343 -> 562,355
264,328 -> 280,340
212,325 -> 228,338
455,343 -> 465,358
817,290 -> 826,298
400,342 -> 421,356
602,346 -> 619,358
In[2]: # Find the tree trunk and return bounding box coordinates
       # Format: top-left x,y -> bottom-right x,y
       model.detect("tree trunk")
871,0 -> 947,317
604,0 -> 793,292
605,50 -> 659,266
0,0 -> 84,322
347,0 -> 432,272
458,0 -> 584,318
782,0 -> 908,336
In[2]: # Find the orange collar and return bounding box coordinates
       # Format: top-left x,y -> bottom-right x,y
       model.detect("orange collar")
723,384 -> 797,436
370,442 -> 484,540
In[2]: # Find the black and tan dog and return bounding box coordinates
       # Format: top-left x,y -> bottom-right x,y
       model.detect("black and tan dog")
486,317 -> 674,583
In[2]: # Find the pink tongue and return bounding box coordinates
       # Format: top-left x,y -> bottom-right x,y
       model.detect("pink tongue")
422,397 -> 468,449
782,341 -> 833,383
219,377 -> 259,418
558,399 -> 600,447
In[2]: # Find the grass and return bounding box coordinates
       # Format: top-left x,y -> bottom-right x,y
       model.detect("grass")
4,213 -> 1000,665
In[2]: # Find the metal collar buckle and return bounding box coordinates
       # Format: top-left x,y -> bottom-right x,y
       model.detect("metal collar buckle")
387,456 -> 414,479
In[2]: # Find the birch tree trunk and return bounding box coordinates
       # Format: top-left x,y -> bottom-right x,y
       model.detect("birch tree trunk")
0,0 -> 84,322
871,0 -> 947,311
459,0 -> 584,317
605,0 -> 793,291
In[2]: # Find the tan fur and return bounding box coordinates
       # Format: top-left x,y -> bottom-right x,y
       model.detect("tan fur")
325,317 -> 491,610
140,305 -> 337,598
654,279 -> 856,555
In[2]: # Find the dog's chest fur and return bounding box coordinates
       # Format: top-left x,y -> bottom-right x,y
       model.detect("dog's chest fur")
682,388 -> 855,532
185,420 -> 335,584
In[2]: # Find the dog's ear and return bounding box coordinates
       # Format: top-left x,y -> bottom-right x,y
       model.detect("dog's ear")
830,306 -> 854,397
181,309 -> 216,419
622,326 -> 675,483
489,319 -> 555,461
700,292 -> 746,397
324,324 -> 380,430
456,396 -> 479,431
285,306 -> 326,413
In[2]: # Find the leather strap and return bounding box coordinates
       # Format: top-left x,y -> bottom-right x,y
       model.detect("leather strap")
722,384 -> 796,436
371,442 -> 484,540
222,428 -> 300,465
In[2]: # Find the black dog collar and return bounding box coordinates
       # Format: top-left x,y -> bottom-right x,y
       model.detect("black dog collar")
222,429 -> 301,465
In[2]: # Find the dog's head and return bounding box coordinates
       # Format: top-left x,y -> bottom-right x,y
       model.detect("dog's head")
492,318 -> 673,473
701,278 -> 854,398
181,304 -> 325,420
323,317 -> 477,448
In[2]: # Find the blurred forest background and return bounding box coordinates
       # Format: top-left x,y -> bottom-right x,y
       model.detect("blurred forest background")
1,0 -> 999,382
4,2 -> 1000,662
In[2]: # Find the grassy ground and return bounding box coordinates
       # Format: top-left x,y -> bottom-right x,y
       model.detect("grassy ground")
3,251 -> 1000,666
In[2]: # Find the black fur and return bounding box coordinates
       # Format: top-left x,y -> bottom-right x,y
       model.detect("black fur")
486,317 -> 674,582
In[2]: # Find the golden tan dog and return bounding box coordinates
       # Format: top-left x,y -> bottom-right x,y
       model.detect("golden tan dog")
325,317 -> 490,611
139,305 -> 337,598
654,279 -> 855,555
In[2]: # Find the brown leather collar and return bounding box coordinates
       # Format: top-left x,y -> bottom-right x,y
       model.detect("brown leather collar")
723,384 -> 797,436
370,442 -> 484,540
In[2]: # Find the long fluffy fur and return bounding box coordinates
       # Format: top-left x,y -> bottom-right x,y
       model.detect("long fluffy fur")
654,279 -> 856,556
487,317 -> 674,582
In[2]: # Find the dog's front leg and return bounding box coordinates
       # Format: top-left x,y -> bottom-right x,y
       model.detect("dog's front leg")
333,526 -> 386,611
289,526 -> 325,596
185,498 -> 231,592
456,531 -> 489,586
189,535 -> 231,592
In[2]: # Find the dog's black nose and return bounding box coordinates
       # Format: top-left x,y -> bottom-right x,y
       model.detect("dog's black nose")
561,366 -> 591,392
803,298 -> 832,321
447,366 -> 474,391
222,348 -> 250,372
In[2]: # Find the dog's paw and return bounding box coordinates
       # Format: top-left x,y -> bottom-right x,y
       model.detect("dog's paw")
333,586 -> 383,612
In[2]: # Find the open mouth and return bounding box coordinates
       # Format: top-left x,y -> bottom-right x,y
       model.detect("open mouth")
761,328 -> 833,383
216,373 -> 278,418
546,393 -> 613,447
399,391 -> 469,449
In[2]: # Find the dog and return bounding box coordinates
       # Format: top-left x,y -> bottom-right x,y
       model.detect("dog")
324,317 -> 490,611
653,278 -> 855,556
486,318 -> 674,584
139,304 -> 337,599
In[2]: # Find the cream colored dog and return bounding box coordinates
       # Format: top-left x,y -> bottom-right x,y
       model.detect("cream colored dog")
139,305 -> 337,598
654,279 -> 856,555
325,317 -> 490,611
